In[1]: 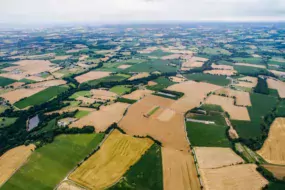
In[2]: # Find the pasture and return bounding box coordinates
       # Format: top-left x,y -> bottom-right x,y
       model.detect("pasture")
14,85 -> 70,109
0,117 -> 17,128
2,134 -> 104,190
109,85 -> 132,95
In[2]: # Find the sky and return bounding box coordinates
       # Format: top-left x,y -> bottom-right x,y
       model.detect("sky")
0,0 -> 285,25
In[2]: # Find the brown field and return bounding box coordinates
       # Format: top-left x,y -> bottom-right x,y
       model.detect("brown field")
205,95 -> 250,120
269,70 -> 285,77
122,89 -> 153,100
0,145 -> 35,186
257,118 -> 285,165
70,102 -> 129,132
91,89 -> 117,101
76,96 -> 96,105
138,47 -> 158,54
204,69 -> 237,76
25,76 -> 45,82
147,81 -> 157,86
215,88 -> 251,106
69,130 -> 153,189
262,164 -> 285,180
167,81 -> 222,113
27,79 -> 66,88
7,82 -> 25,88
161,54 -> 181,60
201,164 -> 268,190
128,72 -> 150,81
194,147 -> 244,169
75,71 -> 111,83
267,78 -> 285,98
162,147 -> 200,190
117,64 -> 131,69
119,95 -> 190,151
57,180 -> 85,190
0,87 -> 47,104
169,76 -> 187,83
212,64 -> 234,70
182,56 -> 208,70
235,63 -> 266,69
0,60 -> 59,80
234,76 -> 258,88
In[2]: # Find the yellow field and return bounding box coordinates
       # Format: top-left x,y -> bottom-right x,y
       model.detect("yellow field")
69,130 -> 153,189
0,145 -> 35,186
258,118 -> 285,165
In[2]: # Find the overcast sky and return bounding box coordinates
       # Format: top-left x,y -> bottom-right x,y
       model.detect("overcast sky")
0,0 -> 285,25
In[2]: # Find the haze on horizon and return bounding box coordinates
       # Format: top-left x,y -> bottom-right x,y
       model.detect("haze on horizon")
0,0 -> 285,25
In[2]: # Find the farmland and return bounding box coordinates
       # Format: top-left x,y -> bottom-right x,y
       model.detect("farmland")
2,134 -> 104,190
0,76 -> 16,87
147,76 -> 176,91
184,73 -> 230,86
0,117 -> 17,128
109,85 -> 132,95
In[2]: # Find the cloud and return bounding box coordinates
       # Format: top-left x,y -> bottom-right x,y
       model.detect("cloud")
0,0 -> 284,24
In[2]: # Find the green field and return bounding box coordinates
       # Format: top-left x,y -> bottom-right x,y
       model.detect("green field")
234,65 -> 269,76
2,133 -> 104,190
186,121 -> 231,147
147,76 -> 176,91
75,110 -> 90,119
110,85 -> 132,95
0,117 -> 17,128
126,59 -> 177,73
14,85 -> 70,109
109,143 -> 163,190
85,75 -> 128,86
184,73 -> 230,86
0,105 -> 9,114
232,93 -> 278,139
144,49 -> 172,57
0,76 -> 16,87
202,47 -> 231,55
190,112 -> 226,126
200,104 -> 224,112
232,57 -> 263,64
69,91 -> 92,99
19,78 -> 35,84
267,182 -> 285,190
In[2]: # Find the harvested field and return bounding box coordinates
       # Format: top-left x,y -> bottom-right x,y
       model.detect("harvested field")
57,180 -> 85,190
262,164 -> 285,180
0,87 -> 46,104
27,79 -> 66,88
7,82 -> 25,88
212,64 -> 234,70
138,47 -> 158,54
147,81 -> 157,86
119,95 -> 190,151
0,145 -> 35,186
182,56 -> 208,70
75,71 -> 111,83
117,64 -> 131,69
25,76 -> 45,82
76,96 -> 95,104
69,130 -> 153,189
161,54 -> 181,60
70,102 -> 129,132
270,70 -> 285,77
169,76 -> 187,82
122,89 -> 153,100
46,107 -> 96,115
235,63 -> 266,69
194,147 -> 244,169
200,164 -> 268,190
91,89 -> 117,101
205,95 -> 250,120
162,147 -> 200,190
267,78 -> 285,98
128,72 -> 150,81
234,76 -> 258,88
0,60 -> 58,80
204,69 -> 237,76
257,118 -> 285,165
167,81 -> 221,113
215,88 -> 251,106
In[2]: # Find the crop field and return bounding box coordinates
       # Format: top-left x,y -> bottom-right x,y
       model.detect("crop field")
234,65 -> 269,75
262,165 -> 285,180
85,74 -> 128,86
74,110 -> 90,119
0,76 -> 16,87
125,59 -> 177,73
70,102 -> 129,132
14,85 -> 70,109
188,111 -> 227,126
128,72 -> 150,80
267,78 -> 285,98
109,143 -> 163,190
69,130 -> 153,189
2,134 -> 104,190
0,145 -> 35,186
234,76 -> 258,88
119,95 -> 190,151
232,93 -> 278,139
257,118 -> 285,165
200,164 -> 268,190
122,89 -> 153,100
69,91 -> 92,99
0,117 -> 17,128
162,147 -> 200,190
27,79 -> 66,88
202,47 -> 231,55
204,69 -> 237,76
147,76 -> 176,91
57,180 -> 84,190
143,49 -> 172,57
75,71 -> 111,83
184,73 -> 230,86
194,147 -> 244,169
232,57 -> 263,64
181,56 -> 208,70
235,63 -> 266,69
215,88 -> 251,106
186,121 -> 231,147
109,85 -> 132,95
